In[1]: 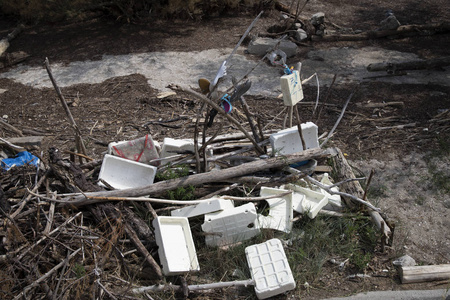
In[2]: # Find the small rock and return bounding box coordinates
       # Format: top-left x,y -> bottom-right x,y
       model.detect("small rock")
247,37 -> 297,57
294,23 -> 302,30
310,12 -> 325,26
0,89 -> 7,94
294,29 -> 308,42
393,255 -> 416,267
379,14 -> 400,30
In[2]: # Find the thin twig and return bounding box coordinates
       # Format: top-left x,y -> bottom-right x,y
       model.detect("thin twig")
320,86 -> 357,147
13,248 -> 81,300
170,85 -> 264,154
304,174 -> 380,211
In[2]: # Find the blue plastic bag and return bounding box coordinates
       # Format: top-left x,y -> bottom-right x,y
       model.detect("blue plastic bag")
1,151 -> 40,171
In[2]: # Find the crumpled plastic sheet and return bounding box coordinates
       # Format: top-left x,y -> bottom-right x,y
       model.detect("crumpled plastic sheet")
0,151 -> 40,171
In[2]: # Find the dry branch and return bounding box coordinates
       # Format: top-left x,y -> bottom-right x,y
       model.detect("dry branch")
331,148 -> 392,244
169,85 -> 265,154
13,248 -> 81,300
367,56 -> 450,72
312,22 -> 450,42
124,223 -> 163,279
44,58 -> 88,162
59,147 -> 336,206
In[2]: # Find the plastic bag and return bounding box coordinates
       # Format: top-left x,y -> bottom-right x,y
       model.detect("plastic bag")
1,151 -> 40,171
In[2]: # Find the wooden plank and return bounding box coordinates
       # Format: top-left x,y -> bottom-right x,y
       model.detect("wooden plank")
2,136 -> 44,147
400,264 -> 450,284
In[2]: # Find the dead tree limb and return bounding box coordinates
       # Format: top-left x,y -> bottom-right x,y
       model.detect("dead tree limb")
331,148 -> 392,245
13,248 -> 81,300
123,223 -> 163,280
0,24 -> 24,56
60,147 -> 336,206
312,22 -> 450,42
367,56 -> 450,73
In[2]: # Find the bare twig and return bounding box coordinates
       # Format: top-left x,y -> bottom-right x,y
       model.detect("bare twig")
170,85 -> 265,154
44,57 -> 87,162
320,86 -> 357,147
13,248 -> 81,300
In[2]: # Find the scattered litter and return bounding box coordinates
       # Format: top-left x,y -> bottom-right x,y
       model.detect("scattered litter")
257,187 -> 293,233
98,154 -> 157,189
0,150 -> 39,171
153,216 -> 200,275
202,202 -> 260,247
270,122 -> 319,155
171,197 -> 234,218
284,183 -> 328,218
245,238 -> 296,299
393,255 -> 417,267
108,134 -> 160,166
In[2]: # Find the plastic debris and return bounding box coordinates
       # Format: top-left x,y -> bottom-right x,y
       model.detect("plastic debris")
0,151 -> 39,171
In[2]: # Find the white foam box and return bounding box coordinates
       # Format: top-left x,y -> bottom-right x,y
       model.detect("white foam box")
201,203 -> 260,247
152,216 -> 200,276
280,70 -> 303,106
171,197 -> 234,218
257,187 -> 293,233
98,154 -> 157,190
160,137 -> 195,162
245,238 -> 296,299
284,183 -> 328,219
160,137 -> 213,164
270,122 -> 319,155
108,134 -> 160,166
320,173 -> 343,210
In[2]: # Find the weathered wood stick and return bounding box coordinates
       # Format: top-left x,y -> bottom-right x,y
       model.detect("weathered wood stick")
331,148 -> 392,244
400,264 -> 450,284
124,223 -> 163,280
367,56 -> 450,72
0,118 -> 23,136
61,147 -> 336,206
132,279 -> 255,294
312,22 -> 450,42
239,95 -> 260,143
0,24 -> 24,56
44,57 -> 87,161
13,248 -> 81,300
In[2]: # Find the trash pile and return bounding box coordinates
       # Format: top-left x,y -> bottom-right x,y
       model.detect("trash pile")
0,13 -> 395,300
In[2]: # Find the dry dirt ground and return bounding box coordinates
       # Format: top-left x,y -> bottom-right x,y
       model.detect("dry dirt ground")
0,0 -> 449,299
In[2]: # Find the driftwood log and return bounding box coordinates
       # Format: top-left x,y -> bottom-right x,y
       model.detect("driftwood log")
61,147 -> 337,206
400,264 -> 450,284
312,22 -> 450,42
0,24 -> 24,57
331,148 -> 392,245
367,56 -> 450,73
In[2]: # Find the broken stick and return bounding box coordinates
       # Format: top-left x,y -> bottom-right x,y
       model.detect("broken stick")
44,57 -> 87,163
60,147 -> 337,206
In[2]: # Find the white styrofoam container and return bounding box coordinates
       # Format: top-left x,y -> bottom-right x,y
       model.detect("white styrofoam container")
160,137 -> 213,164
107,135 -> 160,166
269,122 -> 319,155
284,183 -> 328,218
152,216 -> 200,276
98,154 -> 157,189
320,173 -> 342,210
280,70 -> 304,106
201,203 -> 260,247
171,197 -> 234,218
257,187 -> 293,233
245,238 -> 296,299
160,137 -> 195,159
